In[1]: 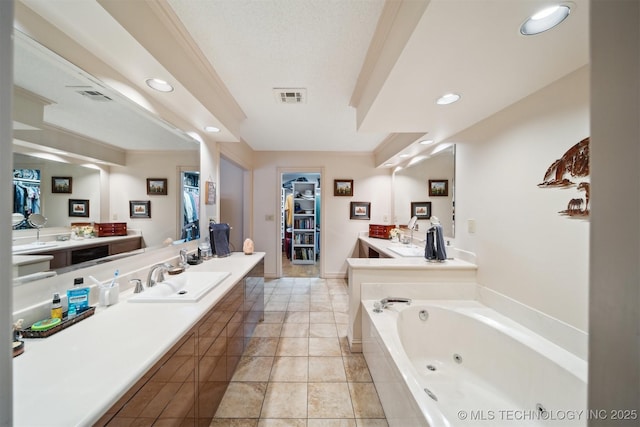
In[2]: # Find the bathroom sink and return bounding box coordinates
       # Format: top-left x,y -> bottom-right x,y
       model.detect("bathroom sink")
388,245 -> 425,257
12,242 -> 58,254
128,271 -> 230,303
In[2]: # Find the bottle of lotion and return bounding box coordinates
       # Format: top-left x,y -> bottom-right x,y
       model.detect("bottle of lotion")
51,293 -> 63,320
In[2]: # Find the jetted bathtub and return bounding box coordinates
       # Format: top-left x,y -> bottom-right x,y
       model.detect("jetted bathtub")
362,300 -> 587,427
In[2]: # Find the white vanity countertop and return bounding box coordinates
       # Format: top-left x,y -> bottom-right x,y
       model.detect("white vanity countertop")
354,236 -> 477,270
13,252 -> 265,427
12,254 -> 54,266
11,233 -> 142,255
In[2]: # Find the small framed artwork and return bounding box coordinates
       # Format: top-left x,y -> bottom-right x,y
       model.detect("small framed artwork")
411,201 -> 432,219
428,179 -> 449,197
130,200 -> 151,218
147,178 -> 167,195
68,199 -> 89,217
52,176 -> 72,194
350,201 -> 371,220
205,181 -> 216,205
334,179 -> 354,197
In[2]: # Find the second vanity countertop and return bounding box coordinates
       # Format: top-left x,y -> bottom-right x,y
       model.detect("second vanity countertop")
355,235 -> 477,269
13,251 -> 265,427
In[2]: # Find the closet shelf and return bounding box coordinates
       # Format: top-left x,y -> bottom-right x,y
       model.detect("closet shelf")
291,181 -> 317,265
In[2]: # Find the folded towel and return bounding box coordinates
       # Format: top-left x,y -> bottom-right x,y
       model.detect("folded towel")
209,223 -> 231,257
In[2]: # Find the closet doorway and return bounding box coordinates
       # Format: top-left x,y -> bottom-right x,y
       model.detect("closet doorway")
280,170 -> 321,278
179,168 -> 200,242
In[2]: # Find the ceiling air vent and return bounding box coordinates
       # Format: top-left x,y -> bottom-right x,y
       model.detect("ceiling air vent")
76,90 -> 112,102
273,88 -> 306,104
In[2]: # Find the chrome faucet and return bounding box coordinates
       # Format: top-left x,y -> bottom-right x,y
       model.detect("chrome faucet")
146,263 -> 172,287
380,297 -> 412,309
130,279 -> 144,294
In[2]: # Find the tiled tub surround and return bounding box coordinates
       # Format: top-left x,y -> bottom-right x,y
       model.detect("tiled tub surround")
212,277 -> 389,426
362,299 -> 587,427
13,252 -> 264,426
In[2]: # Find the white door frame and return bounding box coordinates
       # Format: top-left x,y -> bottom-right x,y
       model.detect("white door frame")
276,167 -> 324,278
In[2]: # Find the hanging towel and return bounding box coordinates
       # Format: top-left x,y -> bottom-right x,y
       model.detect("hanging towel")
425,230 -> 436,260
425,225 -> 447,261
209,223 -> 231,257
434,224 -> 447,261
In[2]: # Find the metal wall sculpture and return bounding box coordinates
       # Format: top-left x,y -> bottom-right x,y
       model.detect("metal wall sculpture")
538,137 -> 590,218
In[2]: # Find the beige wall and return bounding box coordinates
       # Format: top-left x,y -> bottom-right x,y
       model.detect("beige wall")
109,150 -> 199,248
454,66 -> 590,331
252,151 -> 392,278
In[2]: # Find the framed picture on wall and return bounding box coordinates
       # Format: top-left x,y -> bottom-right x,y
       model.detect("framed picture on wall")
130,200 -> 151,218
68,199 -> 89,217
146,178 -> 167,195
52,176 -> 72,194
411,201 -> 432,219
350,201 -> 371,220
334,179 -> 353,196
428,179 -> 448,197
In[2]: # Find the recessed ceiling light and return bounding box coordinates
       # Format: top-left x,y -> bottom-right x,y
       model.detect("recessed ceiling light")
145,78 -> 174,92
436,93 -> 460,105
419,139 -> 434,145
383,162 -> 393,167
520,4 -> 571,35
204,126 -> 220,133
399,154 -> 410,158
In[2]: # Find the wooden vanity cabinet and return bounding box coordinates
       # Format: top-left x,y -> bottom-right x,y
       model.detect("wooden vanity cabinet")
358,239 -> 391,258
40,237 -> 142,269
95,259 -> 264,426
96,331 -> 197,425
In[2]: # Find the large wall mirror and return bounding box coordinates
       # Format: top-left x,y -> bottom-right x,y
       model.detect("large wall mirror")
12,29 -> 199,273
12,29 -> 197,226
393,145 -> 455,238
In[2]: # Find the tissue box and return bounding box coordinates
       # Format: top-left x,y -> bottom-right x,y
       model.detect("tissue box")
368,224 -> 394,239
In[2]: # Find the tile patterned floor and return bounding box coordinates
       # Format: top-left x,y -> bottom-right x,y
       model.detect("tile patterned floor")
282,252 -> 320,278
212,277 -> 388,427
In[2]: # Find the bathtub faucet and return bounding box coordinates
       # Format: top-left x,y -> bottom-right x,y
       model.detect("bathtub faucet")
380,297 -> 412,309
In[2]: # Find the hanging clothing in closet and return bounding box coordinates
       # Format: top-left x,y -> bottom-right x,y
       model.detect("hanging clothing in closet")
13,169 -> 41,219
182,187 -> 200,241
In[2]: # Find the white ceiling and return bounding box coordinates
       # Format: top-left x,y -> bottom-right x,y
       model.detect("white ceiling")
15,0 -> 589,164
13,30 -> 198,153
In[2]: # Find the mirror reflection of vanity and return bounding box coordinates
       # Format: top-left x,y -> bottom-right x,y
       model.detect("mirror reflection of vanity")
393,145 -> 455,238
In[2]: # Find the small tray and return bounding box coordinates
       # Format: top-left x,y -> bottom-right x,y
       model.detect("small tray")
13,341 -> 24,357
21,306 -> 96,338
